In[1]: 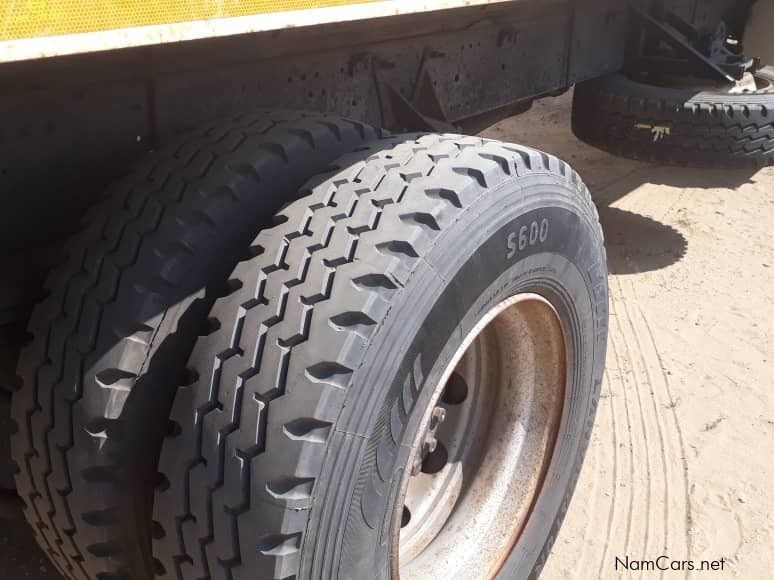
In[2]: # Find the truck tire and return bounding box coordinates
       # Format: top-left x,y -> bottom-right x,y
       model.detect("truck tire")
572,68 -> 774,167
153,135 -> 609,580
0,392 -> 14,491
10,111 -> 381,580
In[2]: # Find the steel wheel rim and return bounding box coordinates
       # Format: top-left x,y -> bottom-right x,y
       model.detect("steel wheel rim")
394,293 -> 568,580
631,70 -> 774,94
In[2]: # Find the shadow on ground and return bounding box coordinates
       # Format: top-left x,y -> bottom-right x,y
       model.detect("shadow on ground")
482,92 -> 762,276
598,207 -> 687,275
585,160 -> 757,276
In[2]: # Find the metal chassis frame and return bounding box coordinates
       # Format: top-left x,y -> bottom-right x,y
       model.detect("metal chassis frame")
625,1 -> 758,84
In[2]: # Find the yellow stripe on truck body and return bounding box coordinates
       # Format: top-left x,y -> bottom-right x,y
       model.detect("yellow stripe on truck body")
1,1 -> 376,39
0,0 -> 513,63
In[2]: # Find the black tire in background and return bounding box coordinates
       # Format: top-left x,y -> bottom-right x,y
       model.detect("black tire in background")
153,135 -> 609,579
10,111 -> 380,580
572,67 -> 774,167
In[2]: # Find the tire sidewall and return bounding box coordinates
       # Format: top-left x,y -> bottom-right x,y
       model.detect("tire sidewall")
301,176 -> 608,579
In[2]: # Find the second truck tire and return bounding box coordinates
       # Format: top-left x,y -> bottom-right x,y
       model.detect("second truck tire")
11,111 -> 380,580
573,68 -> 774,167
154,135 -> 609,579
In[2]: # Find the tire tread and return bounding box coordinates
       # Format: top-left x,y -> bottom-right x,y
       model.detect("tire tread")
154,134 -> 603,580
12,111 -> 380,580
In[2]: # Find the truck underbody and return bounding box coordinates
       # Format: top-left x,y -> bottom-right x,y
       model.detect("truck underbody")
0,0 -> 751,323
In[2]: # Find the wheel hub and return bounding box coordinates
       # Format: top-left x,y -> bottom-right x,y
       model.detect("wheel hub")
411,407 -> 447,476
394,293 -> 568,580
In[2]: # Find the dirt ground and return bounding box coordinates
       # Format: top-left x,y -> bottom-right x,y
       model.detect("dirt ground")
483,93 -> 774,579
2,92 -> 773,579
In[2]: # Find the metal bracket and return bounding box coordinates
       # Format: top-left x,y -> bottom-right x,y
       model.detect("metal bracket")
373,48 -> 457,133
626,3 -> 758,84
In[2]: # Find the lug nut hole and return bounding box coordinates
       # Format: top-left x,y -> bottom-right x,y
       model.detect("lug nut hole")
401,506 -> 412,528
421,441 -> 448,475
442,372 -> 469,405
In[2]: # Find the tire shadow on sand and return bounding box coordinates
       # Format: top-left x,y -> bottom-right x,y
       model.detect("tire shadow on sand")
598,206 -> 687,275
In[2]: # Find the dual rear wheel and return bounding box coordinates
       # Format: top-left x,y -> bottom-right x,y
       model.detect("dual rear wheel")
12,119 -> 608,580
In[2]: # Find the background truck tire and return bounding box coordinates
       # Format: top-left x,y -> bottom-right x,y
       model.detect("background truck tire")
10,111 -> 380,580
572,68 -> 774,168
153,135 -> 609,579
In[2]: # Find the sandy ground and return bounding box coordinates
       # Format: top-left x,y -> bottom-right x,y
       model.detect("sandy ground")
2,93 -> 773,579
746,1 -> 774,66
483,93 -> 774,579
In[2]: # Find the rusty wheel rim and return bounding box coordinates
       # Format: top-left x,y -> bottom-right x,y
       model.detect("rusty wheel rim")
394,293 -> 567,579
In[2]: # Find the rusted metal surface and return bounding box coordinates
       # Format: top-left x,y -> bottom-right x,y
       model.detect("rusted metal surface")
0,0 -> 516,63
396,293 -> 567,579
